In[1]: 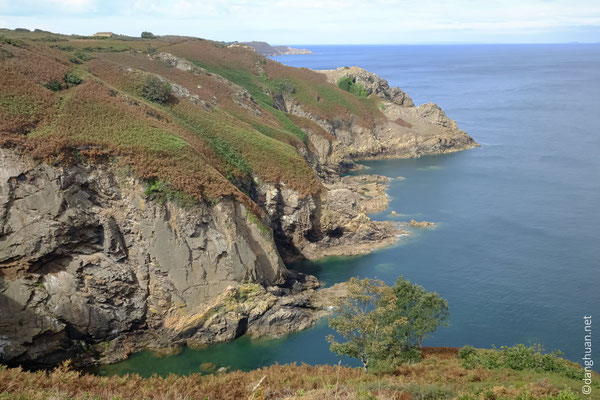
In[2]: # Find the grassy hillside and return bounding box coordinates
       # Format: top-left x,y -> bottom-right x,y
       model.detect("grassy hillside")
0,347 -> 596,400
1,29 -> 387,213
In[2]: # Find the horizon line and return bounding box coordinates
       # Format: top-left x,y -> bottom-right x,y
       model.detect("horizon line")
2,27 -> 599,46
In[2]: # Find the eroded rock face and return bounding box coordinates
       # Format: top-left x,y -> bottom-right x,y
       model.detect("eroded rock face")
0,148 -> 292,367
284,67 -> 478,167
319,66 -> 414,107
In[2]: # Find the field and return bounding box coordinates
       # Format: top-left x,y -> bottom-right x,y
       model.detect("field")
0,347 -> 596,400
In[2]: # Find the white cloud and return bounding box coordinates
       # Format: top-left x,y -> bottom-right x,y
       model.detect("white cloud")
1,0 -> 599,43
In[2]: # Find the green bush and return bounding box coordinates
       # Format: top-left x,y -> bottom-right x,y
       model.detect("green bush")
143,45 -> 158,54
65,71 -> 82,85
141,75 -> 172,103
69,55 -> 82,64
0,35 -> 25,47
74,50 -> 93,61
141,31 -> 156,39
545,389 -> 580,400
44,79 -> 63,91
458,344 -> 582,379
458,345 -> 477,360
337,76 -> 369,97
272,78 -> 295,95
53,44 -> 74,51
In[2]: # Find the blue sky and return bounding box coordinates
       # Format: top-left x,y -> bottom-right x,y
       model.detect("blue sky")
1,0 -> 599,44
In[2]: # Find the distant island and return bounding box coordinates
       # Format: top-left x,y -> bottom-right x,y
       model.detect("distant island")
240,41 -> 313,56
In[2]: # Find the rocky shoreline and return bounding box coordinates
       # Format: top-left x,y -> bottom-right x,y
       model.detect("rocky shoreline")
0,49 -> 476,369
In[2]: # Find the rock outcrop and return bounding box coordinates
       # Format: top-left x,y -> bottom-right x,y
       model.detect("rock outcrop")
409,219 -> 436,229
287,66 -> 479,166
319,66 -> 414,107
0,148 -> 314,368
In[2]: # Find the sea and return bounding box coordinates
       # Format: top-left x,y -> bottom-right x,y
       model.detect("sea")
98,44 -> 600,376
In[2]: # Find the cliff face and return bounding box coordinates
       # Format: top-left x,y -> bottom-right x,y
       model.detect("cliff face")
0,148 -> 299,366
291,67 -> 478,164
0,30 -> 478,368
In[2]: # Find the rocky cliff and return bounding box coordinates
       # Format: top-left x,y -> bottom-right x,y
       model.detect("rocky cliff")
0,148 -> 295,366
0,30 -> 478,369
292,66 -> 478,163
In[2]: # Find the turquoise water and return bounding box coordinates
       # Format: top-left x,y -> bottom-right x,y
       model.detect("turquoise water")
98,44 -> 600,376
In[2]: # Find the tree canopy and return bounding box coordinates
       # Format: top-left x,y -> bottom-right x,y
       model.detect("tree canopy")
327,276 -> 449,372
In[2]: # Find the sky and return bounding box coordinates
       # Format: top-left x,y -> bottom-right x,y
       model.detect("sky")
1,0 -> 600,44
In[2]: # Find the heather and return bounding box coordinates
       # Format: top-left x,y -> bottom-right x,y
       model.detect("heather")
0,348 -> 595,400
0,29 -> 334,209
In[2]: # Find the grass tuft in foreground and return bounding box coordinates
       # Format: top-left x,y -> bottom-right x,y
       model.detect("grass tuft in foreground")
0,347 -> 597,400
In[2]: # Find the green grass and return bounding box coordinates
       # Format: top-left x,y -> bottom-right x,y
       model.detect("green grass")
166,106 -> 253,182
0,95 -> 40,116
143,178 -> 197,207
247,211 -> 269,235
291,79 -> 360,116
338,76 -> 369,97
29,98 -> 188,153
272,109 -> 308,142
191,62 -> 308,142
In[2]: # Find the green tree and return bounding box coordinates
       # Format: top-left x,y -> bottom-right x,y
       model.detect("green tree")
141,31 -> 156,39
392,276 -> 449,349
327,277 -> 449,372
327,278 -> 405,372
141,75 -> 172,103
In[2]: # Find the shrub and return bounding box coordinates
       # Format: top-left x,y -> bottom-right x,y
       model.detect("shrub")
0,35 -> 25,47
141,31 -> 156,39
143,45 -> 158,54
337,76 -> 369,97
65,71 -> 83,85
141,75 -> 172,103
272,78 -> 295,95
69,55 -> 82,64
74,50 -> 93,61
547,389 -> 580,400
44,79 -> 63,91
458,344 -> 583,379
53,44 -> 74,51
458,345 -> 477,360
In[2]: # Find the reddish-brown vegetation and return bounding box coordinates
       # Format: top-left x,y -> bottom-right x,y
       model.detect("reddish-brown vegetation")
1,32 -> 329,212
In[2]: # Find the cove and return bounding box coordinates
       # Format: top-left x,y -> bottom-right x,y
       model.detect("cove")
96,44 -> 600,376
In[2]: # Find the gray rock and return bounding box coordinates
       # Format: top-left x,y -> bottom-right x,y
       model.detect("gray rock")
0,149 -> 290,367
